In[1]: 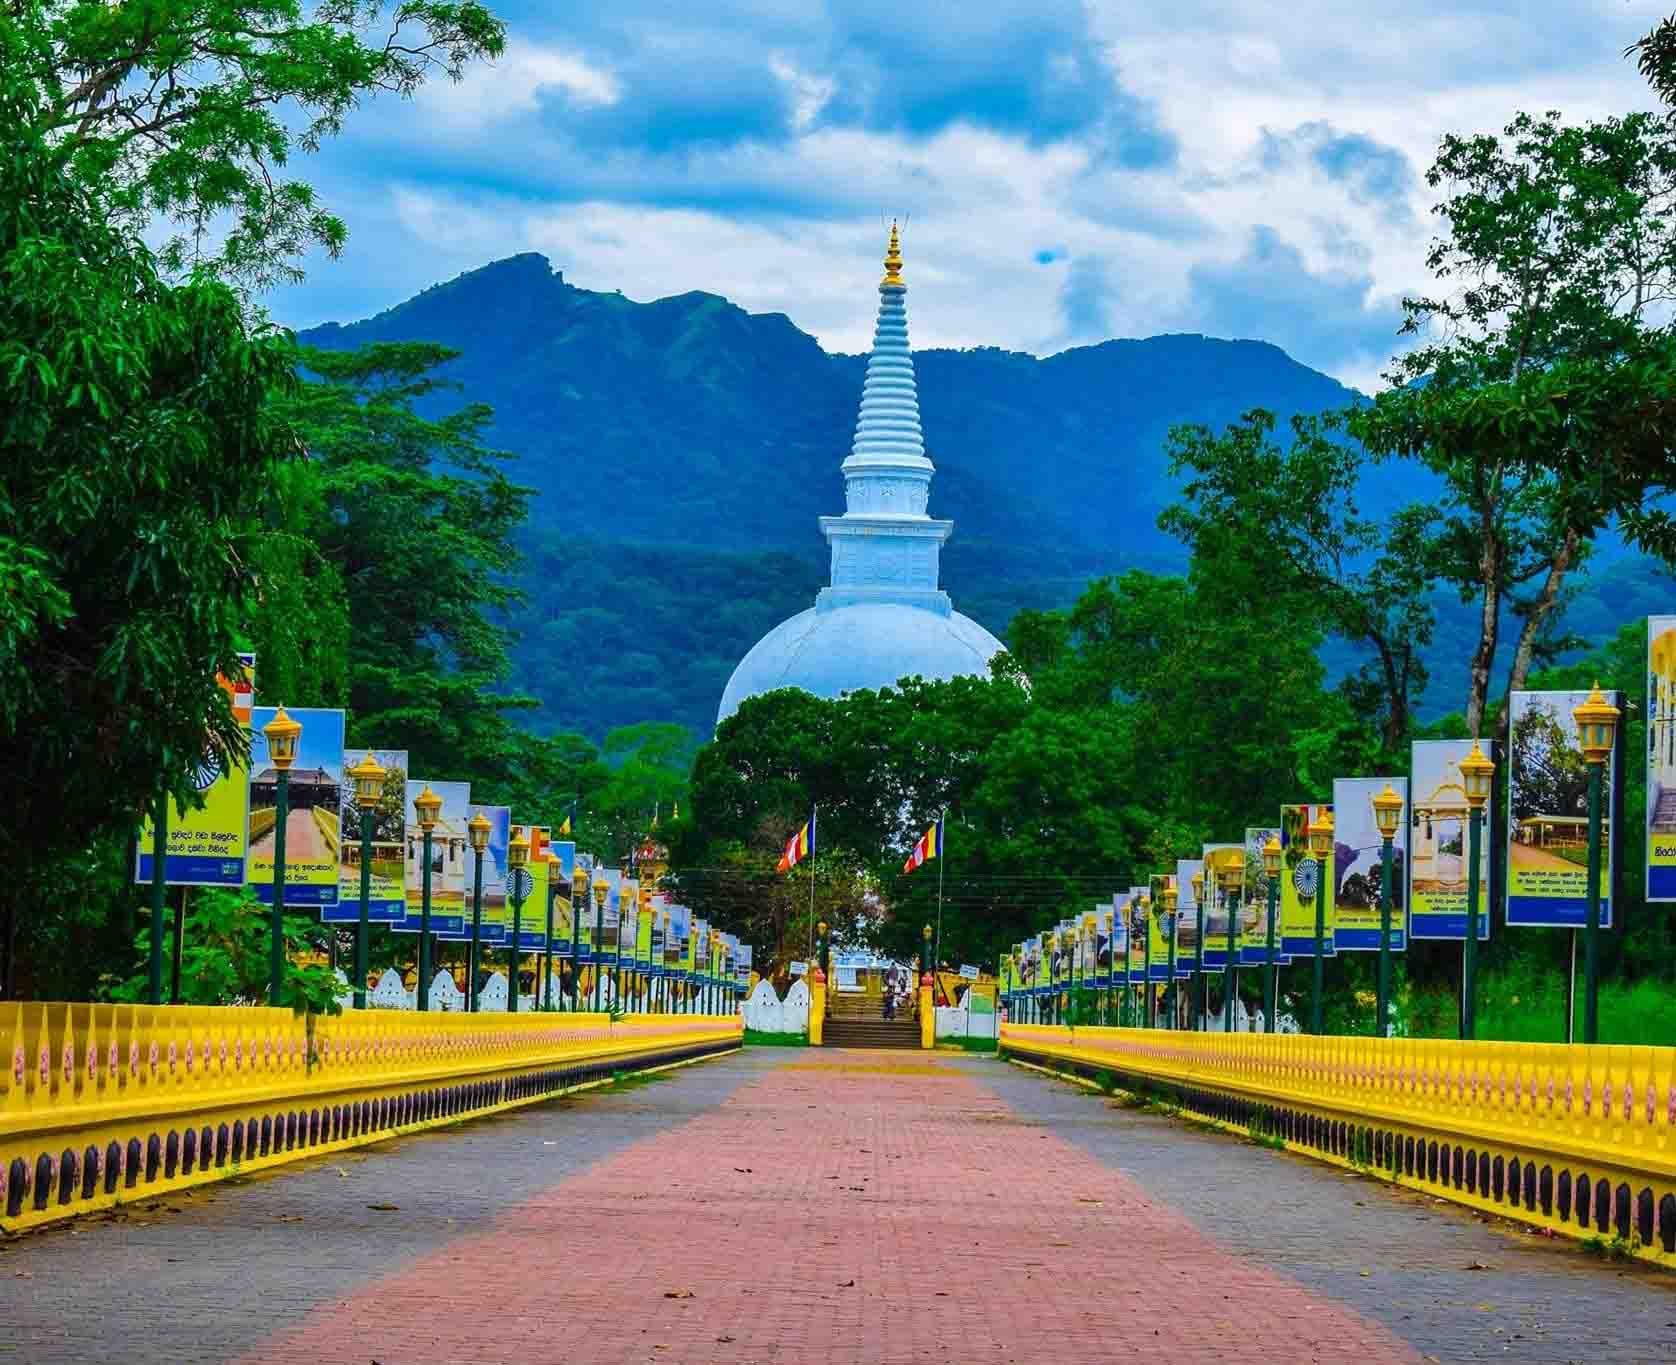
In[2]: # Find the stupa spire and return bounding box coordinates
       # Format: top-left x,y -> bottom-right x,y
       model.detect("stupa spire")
848,220 -> 928,471
817,221 -> 952,615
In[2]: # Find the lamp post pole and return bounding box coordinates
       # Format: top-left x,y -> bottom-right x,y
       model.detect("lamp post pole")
1163,884 -> 1179,1030
412,785 -> 441,1012
507,827 -> 529,1014
543,859 -> 557,1011
347,752 -> 387,1012
1223,877 -> 1237,1034
1140,902 -> 1153,1028
261,706 -> 302,1006
1193,876 -> 1206,1030
1306,810 -> 1334,1036
1371,784 -> 1403,1040
149,794 -> 168,1006
466,811 -> 489,1013
1457,740 -> 1495,1041
270,765 -> 290,1003
571,867 -> 587,1013
1262,837 -> 1281,1034
592,879 -> 607,1011
1573,685 -> 1620,1046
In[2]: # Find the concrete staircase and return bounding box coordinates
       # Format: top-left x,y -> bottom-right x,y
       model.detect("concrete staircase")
823,992 -> 921,1049
1654,789 -> 1676,834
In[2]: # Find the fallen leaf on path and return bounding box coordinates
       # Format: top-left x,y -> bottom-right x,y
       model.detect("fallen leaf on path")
838,1280 -> 855,1288
734,1167 -> 752,1173
716,1336 -> 735,1344
276,1214 -> 304,1223
1465,1261 -> 1493,1270
663,1290 -> 695,1299
365,1203 -> 400,1212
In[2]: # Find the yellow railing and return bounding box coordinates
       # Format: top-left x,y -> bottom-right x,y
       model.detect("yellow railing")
1002,1021 -> 1676,1267
1,1003 -> 741,1233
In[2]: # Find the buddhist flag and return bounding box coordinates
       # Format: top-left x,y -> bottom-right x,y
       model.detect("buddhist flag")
777,808 -> 816,874
903,817 -> 944,874
559,801 -> 575,837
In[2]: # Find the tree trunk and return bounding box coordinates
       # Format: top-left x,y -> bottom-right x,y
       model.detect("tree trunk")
1465,530 -> 1503,737
1505,527 -> 1581,697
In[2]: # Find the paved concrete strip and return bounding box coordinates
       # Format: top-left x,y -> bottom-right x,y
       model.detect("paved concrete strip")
4,1048 -> 1674,1363
980,1055 -> 1676,1362
235,1048 -> 1417,1364
0,1051 -> 766,1364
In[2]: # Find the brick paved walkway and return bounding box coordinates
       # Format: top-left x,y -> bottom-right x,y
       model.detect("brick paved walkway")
2,1049 -> 1673,1363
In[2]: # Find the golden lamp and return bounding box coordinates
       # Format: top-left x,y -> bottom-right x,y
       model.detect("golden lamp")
263,705 -> 302,771
467,808 -> 491,853
1459,740 -> 1495,810
1371,783 -> 1404,841
348,751 -> 385,811
412,784 -> 442,833
1572,683 -> 1620,767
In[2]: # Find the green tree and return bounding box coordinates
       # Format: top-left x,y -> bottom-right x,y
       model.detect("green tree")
1352,110 -> 1676,737
1160,409 -> 1437,749
0,76 -> 300,943
2,0 -> 505,291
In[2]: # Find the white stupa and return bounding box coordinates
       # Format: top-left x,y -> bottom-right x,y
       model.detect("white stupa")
717,224 -> 1006,727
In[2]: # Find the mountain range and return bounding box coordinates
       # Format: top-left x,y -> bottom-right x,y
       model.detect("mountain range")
298,253 -> 1673,741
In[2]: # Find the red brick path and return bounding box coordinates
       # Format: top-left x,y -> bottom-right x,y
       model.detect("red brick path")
239,1050 -> 1418,1364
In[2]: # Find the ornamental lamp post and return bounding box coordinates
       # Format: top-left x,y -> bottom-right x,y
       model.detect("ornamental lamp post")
818,919 -> 830,982
1218,860 -> 1242,1033
1261,835 -> 1282,1033
592,875 -> 608,1010
1370,782 -> 1405,1039
412,784 -> 443,1011
1138,894 -> 1154,1028
543,852 -> 560,1011
1305,810 -> 1334,1034
1573,683 -> 1620,1045
571,865 -> 589,1011
1161,881 -> 1179,1029
506,826 -> 530,1013
1458,739 -> 1496,1040
1191,871 -> 1205,1030
466,808 -> 491,1012
262,705 -> 303,1005
346,751 -> 387,1011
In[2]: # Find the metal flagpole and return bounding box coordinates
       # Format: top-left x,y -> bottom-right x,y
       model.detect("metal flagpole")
932,812 -> 946,1004
806,805 -> 818,962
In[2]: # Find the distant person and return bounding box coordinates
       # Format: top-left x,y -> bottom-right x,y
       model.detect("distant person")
883,990 -> 896,1021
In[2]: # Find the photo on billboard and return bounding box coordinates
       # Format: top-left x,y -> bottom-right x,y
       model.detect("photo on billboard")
1331,777 -> 1407,952
1506,690 -> 1617,928
1408,740 -> 1493,940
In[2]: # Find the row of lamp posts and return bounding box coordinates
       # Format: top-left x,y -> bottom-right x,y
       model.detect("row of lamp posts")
247,705 -> 738,1015
1004,683 -> 1619,1042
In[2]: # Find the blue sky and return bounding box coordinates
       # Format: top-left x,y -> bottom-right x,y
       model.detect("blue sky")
266,0 -> 1671,390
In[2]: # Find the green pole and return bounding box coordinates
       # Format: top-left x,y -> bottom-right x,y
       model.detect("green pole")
1194,898 -> 1206,1030
468,848 -> 484,1013
543,880 -> 555,1012
418,828 -> 433,1011
1377,834 -> 1393,1037
355,806 -> 372,1011
1310,888 -> 1325,1036
593,892 -> 604,1011
1265,877 -> 1278,1033
1463,807 -> 1481,1040
1584,762 -> 1604,1045
509,883 -> 523,1014
1166,909 -> 1179,1030
149,793 -> 168,1006
1143,913 -> 1154,1029
1223,887 -> 1237,1033
269,769 -> 290,1005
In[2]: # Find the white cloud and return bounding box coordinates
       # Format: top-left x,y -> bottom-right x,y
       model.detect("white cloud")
268,0 -> 1676,390
414,42 -> 620,133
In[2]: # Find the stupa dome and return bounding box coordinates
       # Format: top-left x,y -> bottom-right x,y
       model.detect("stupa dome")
717,224 -> 1006,727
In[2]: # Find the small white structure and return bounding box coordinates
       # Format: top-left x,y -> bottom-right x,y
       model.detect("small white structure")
475,971 -> 508,1012
743,978 -> 810,1034
426,969 -> 465,1012
369,967 -> 411,1009
935,993 -> 998,1040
